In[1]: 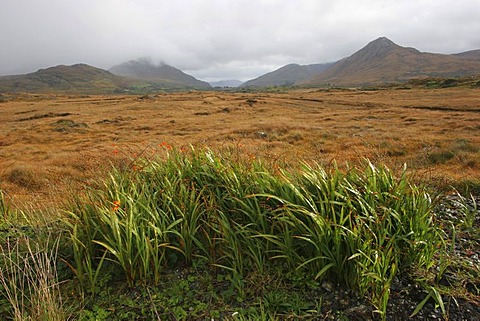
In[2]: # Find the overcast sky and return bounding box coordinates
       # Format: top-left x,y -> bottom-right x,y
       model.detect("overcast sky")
1,0 -> 479,82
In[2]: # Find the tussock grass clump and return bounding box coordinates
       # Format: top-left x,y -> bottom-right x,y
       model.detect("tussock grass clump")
1,190 -> 68,320
0,236 -> 66,321
6,167 -> 44,190
68,149 -> 442,318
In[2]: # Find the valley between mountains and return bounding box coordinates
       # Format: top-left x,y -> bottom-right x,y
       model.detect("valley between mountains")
0,36 -> 479,320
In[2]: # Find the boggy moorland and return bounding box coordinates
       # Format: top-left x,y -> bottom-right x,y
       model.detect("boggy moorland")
1,87 -> 479,205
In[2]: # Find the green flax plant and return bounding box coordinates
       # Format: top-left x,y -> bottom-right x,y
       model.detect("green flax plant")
258,161 -> 441,319
68,169 -> 182,288
68,149 -> 442,318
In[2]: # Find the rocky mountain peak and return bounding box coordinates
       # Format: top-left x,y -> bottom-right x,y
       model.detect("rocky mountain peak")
346,37 -> 400,63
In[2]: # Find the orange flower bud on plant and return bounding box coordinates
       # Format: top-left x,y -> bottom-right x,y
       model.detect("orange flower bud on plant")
112,200 -> 121,211
159,141 -> 172,150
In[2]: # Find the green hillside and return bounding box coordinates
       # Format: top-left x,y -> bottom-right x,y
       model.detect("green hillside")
0,63 -> 211,94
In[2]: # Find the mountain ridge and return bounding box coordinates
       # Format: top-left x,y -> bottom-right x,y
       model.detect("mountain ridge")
454,49 -> 480,61
109,58 -> 211,90
300,37 -> 480,86
0,64 -> 130,94
240,63 -> 332,87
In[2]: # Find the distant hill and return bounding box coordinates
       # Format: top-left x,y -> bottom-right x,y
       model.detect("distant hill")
0,64 -> 130,94
209,80 -> 243,87
109,58 -> 211,90
454,49 -> 480,61
300,37 -> 480,87
241,63 -> 332,87
0,61 -> 213,94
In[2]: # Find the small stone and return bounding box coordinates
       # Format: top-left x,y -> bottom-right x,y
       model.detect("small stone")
321,280 -> 333,292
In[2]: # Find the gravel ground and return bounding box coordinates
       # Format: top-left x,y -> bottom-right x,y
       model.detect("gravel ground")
358,194 -> 479,320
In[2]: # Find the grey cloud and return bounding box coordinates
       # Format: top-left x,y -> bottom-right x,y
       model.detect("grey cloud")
1,0 -> 479,81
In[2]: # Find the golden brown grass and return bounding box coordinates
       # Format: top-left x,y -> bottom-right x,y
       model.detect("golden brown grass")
0,88 -> 479,209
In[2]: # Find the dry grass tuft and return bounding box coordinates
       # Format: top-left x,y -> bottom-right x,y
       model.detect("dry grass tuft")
0,237 -> 68,321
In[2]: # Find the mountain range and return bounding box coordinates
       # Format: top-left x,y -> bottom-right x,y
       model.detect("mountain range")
0,60 -> 212,94
1,37 -> 480,93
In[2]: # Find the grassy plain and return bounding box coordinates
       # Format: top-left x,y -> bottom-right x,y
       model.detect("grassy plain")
1,87 -> 479,208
